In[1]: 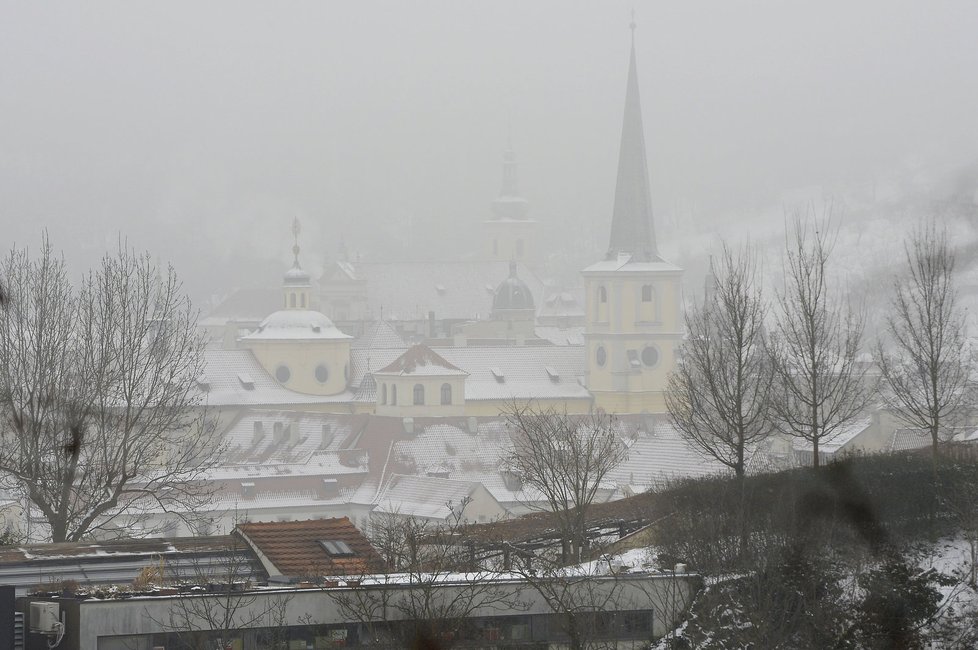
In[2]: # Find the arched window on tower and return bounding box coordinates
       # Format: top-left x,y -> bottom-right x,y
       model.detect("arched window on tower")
300,293 -> 307,308
440,383 -> 452,405
381,384 -> 387,405
391,385 -> 397,405
413,384 -> 425,405
639,284 -> 657,322
596,285 -> 609,322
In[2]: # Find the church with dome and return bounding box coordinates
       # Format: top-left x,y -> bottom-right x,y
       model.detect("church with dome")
170,27 -> 699,538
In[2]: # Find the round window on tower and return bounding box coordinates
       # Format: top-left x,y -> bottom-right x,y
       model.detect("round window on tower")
315,364 -> 329,383
596,346 -> 607,367
642,346 -> 659,367
275,365 -> 291,384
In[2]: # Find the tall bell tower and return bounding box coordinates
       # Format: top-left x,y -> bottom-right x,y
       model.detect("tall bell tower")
582,20 -> 684,414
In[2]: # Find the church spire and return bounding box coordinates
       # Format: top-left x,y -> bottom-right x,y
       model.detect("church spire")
606,19 -> 659,262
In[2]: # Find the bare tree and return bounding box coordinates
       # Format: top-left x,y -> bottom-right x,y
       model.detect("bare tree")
0,237 -> 220,542
876,224 -> 972,461
150,533 -> 293,650
503,403 -> 627,564
330,498 -> 524,648
667,243 -> 776,478
768,218 -> 873,468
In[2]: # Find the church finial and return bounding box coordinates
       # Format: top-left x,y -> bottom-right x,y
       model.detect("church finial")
291,217 -> 302,268
630,8 -> 637,41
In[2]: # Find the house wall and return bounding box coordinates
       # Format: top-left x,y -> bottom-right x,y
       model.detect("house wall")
243,339 -> 351,396
31,573 -> 700,649
374,375 -> 466,417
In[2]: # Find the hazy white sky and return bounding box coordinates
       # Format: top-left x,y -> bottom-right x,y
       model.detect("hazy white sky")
2,1 -> 977,297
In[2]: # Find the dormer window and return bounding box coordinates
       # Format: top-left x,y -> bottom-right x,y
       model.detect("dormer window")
237,373 -> 255,390
545,366 -> 560,383
491,367 -> 505,383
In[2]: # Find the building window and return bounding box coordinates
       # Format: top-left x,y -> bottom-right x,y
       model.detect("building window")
413,383 -> 425,405
275,365 -> 291,383
315,364 -> 329,383
598,286 -> 607,303
391,384 -> 397,405
642,346 -> 659,367
596,346 -> 607,367
381,383 -> 387,404
289,293 -> 296,308
642,284 -> 653,302
440,383 -> 452,405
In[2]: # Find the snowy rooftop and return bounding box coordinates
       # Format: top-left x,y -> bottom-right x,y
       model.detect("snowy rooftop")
242,309 -> 351,342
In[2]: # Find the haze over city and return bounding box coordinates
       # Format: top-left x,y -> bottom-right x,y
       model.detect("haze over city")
3,1 -> 978,300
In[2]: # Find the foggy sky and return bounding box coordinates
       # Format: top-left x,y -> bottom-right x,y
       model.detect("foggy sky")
2,1 -> 977,301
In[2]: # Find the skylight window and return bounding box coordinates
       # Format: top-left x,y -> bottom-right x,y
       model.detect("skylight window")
319,540 -> 355,556
237,373 -> 255,389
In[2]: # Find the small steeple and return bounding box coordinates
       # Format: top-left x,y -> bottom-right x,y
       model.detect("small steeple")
490,148 -> 530,221
606,17 -> 659,262
283,217 -> 311,309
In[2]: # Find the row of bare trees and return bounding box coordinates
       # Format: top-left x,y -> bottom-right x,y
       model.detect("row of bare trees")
0,236 -> 220,542
668,217 -> 973,474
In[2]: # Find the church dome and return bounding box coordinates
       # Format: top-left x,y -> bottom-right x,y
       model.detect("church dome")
242,309 -> 351,341
492,263 -> 535,312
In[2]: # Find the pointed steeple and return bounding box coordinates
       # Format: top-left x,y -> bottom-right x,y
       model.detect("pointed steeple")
606,20 -> 659,262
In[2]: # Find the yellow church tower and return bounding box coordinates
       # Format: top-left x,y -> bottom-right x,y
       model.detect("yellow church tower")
582,22 -> 683,414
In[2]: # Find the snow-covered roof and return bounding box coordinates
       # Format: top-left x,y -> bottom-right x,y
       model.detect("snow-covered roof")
436,346 -> 589,401
352,320 -> 407,350
606,421 -> 731,487
790,417 -> 874,454
581,255 -> 683,274
373,474 -> 487,519
534,326 -> 586,346
242,309 -> 351,342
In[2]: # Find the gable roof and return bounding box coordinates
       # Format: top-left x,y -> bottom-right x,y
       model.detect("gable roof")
235,517 -> 384,579
352,320 -> 407,350
374,474 -> 495,520
374,344 -> 467,377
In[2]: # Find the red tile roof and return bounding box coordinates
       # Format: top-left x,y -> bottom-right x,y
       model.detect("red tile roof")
235,518 -> 384,578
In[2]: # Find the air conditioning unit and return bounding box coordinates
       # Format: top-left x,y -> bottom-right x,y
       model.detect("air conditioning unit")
29,601 -> 60,634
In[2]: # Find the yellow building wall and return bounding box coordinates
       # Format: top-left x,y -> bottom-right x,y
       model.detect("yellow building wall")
243,339 -> 351,396
374,375 -> 467,417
